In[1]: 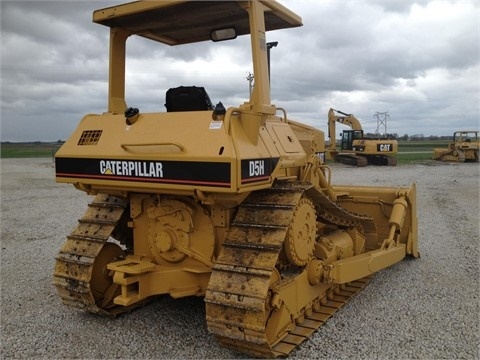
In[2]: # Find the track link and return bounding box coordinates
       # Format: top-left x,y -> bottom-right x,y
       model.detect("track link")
205,181 -> 372,358
215,278 -> 370,358
386,155 -> 398,166
335,154 -> 368,167
52,194 -> 136,316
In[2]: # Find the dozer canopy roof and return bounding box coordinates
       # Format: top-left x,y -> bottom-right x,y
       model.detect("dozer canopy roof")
93,0 -> 302,45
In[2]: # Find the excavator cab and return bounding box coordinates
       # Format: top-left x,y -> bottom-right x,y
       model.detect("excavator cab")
341,130 -> 364,150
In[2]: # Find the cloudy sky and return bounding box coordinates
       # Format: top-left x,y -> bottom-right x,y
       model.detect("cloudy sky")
1,0 -> 479,142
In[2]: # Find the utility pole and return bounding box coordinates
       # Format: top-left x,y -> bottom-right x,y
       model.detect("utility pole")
247,42 -> 277,96
374,112 -> 389,135
246,72 -> 254,97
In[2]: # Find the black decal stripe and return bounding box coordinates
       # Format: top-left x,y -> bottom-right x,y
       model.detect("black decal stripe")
55,157 -> 231,187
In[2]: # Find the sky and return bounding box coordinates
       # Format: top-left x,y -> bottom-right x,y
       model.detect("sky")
1,0 -> 479,142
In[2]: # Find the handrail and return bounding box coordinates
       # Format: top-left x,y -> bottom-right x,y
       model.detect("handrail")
224,107 -> 241,135
276,107 -> 288,122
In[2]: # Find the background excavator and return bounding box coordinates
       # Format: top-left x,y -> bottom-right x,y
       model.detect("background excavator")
52,1 -> 418,358
432,130 -> 479,162
327,108 -> 398,167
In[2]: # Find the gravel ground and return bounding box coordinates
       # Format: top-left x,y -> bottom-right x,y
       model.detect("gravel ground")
1,158 -> 479,359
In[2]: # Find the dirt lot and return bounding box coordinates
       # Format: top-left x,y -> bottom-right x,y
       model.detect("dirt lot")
1,158 -> 478,359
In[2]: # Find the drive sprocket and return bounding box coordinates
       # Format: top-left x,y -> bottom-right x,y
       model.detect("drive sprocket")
284,197 -> 316,266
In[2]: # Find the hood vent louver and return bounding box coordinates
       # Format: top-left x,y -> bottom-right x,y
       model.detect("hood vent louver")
78,130 -> 103,145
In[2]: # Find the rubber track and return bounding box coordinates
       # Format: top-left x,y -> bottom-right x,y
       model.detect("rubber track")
52,194 -> 135,316
205,181 -> 372,358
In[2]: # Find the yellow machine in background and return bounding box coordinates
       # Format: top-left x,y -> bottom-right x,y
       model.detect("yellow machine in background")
432,131 -> 479,162
53,1 -> 419,357
327,108 -> 398,166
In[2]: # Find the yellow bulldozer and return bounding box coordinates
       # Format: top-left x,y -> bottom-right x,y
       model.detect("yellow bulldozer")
327,108 -> 398,166
53,1 -> 419,358
432,131 -> 479,162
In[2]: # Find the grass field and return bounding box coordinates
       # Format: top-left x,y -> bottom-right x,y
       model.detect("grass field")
396,140 -> 450,163
1,142 -> 62,159
398,140 -> 450,152
1,140 -> 450,163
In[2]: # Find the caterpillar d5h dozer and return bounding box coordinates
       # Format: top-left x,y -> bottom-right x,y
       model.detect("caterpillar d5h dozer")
326,109 -> 398,167
432,131 -> 479,163
53,1 -> 419,358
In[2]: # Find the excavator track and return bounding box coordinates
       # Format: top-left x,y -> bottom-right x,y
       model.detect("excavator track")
205,181 -> 372,358
367,155 -> 397,166
335,154 -> 397,167
52,194 -> 139,316
386,155 -> 398,166
335,154 -> 368,167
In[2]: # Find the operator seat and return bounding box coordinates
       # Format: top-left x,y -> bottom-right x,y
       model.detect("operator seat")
165,86 -> 214,112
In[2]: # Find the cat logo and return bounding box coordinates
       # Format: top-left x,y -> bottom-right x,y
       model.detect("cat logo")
103,167 -> 114,175
378,144 -> 392,152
